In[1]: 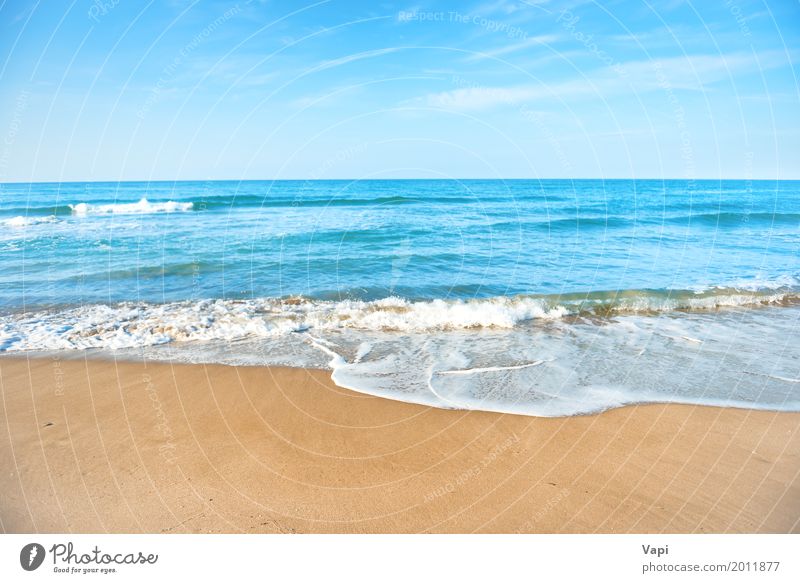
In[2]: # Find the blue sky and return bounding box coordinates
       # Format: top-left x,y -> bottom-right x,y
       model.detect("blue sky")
0,0 -> 797,181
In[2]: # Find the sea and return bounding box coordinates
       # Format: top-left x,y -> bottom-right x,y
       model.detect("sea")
1,179 -> 798,416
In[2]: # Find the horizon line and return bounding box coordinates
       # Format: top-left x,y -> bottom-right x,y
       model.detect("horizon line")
1,177 -> 798,185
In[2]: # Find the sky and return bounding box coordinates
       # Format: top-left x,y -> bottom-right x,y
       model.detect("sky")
0,0 -> 797,182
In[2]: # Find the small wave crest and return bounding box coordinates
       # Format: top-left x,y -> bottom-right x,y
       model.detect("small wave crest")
669,211 -> 800,226
70,198 -> 193,215
1,215 -> 59,227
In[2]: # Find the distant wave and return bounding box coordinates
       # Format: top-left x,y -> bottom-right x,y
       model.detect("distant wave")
70,198 -> 193,215
5,197 -> 800,228
666,211 -> 800,226
541,216 -> 630,230
201,194 -> 431,209
1,215 -> 59,227
1,195 -> 426,216
2,199 -> 193,219
518,212 -> 800,231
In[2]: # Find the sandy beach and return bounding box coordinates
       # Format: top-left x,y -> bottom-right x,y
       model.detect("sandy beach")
0,356 -> 798,534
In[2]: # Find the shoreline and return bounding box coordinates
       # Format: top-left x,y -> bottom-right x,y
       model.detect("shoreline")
4,351 -> 799,418
1,356 -> 798,533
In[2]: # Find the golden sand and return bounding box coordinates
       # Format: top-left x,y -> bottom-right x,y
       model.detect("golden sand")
1,356 -> 798,533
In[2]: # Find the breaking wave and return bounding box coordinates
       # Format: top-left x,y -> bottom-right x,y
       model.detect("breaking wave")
1,282 -> 798,352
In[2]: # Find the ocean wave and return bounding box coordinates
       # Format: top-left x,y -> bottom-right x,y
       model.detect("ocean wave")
542,216 -> 630,230
479,211 -> 800,231
1,284 -> 799,352
70,198 -> 193,215
666,211 -> 800,226
1,215 -> 59,227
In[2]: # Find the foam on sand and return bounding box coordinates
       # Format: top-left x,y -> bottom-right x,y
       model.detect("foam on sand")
323,306 -> 800,416
2,288 -> 799,417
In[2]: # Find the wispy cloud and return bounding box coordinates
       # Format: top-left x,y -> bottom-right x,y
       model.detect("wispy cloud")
473,0 -> 551,17
314,47 -> 402,72
465,34 -> 562,61
472,0 -> 525,16
424,85 -> 543,110
291,85 -> 363,109
417,50 -> 793,110
619,50 -> 793,89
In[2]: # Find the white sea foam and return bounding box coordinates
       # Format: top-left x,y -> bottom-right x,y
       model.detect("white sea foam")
0,296 -> 564,352
1,215 -> 59,227
70,198 -> 193,215
689,274 -> 800,293
301,296 -> 569,331
435,360 -> 549,375
0,301 -> 296,352
0,289 -> 798,354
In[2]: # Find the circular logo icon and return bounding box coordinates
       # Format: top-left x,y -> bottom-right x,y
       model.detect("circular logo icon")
20,543 -> 46,571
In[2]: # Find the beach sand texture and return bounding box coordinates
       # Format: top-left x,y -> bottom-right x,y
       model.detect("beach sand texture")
1,357 -> 798,533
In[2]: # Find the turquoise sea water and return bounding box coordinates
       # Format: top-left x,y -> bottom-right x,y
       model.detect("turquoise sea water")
1,179 -> 799,416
